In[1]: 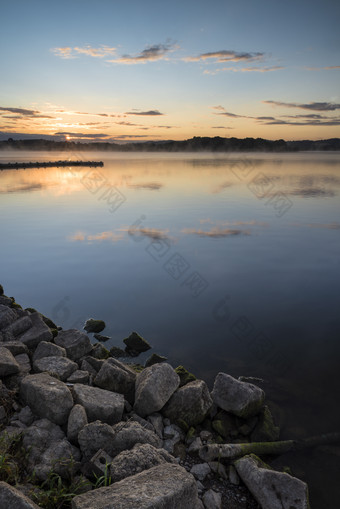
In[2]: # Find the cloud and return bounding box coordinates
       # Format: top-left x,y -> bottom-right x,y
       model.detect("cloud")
262,119 -> 340,126
125,110 -> 164,116
127,182 -> 163,191
306,65 -> 340,70
52,45 -> 116,59
263,100 -> 340,111
181,227 -> 250,238
211,126 -> 234,129
109,42 -> 176,64
69,231 -> 124,242
185,50 -> 264,63
56,132 -> 111,139
204,65 -> 283,75
0,106 -> 54,118
123,227 -> 170,241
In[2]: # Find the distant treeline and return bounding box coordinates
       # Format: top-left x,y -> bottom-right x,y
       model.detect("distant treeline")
1,136 -> 340,152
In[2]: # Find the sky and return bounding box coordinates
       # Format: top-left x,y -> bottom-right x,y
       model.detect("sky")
1,0 -> 340,143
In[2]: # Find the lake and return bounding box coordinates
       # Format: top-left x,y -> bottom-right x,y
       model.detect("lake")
1,150 -> 339,508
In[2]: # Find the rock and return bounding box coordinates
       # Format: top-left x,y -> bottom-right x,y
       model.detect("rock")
197,499 -> 205,509
109,443 -> 177,482
208,461 -> 229,481
15,353 -> 31,375
147,412 -> 164,438
0,346 -> 20,376
72,384 -> 124,424
235,454 -> 310,509
94,333 -> 111,342
0,304 -> 17,329
91,343 -> 110,359
32,341 -> 66,362
145,353 -> 167,367
80,359 -> 97,377
0,341 -> 28,356
55,329 -> 92,361
202,489 -> 222,509
20,373 -> 73,425
33,356 -> 78,381
67,370 -> 90,385
123,331 -> 151,354
228,465 -> 240,485
175,365 -> 197,387
110,421 -> 162,457
0,296 -> 13,307
250,405 -> 280,442
67,404 -> 88,443
78,421 -> 115,460
211,373 -> 264,418
81,356 -> 104,372
0,284 -> 3,296
88,449 -> 113,477
84,318 -> 105,333
94,358 -> 136,403
0,406 -> 6,423
127,412 -> 155,432
17,406 -> 35,426
71,463 -> 199,509
212,410 -> 238,439
188,437 -> 203,454
163,423 -> 184,454
2,316 -> 32,339
109,345 -> 126,358
18,313 -> 53,349
190,462 -> 211,481
33,438 -> 81,481
163,380 -> 213,427
134,363 -> 180,417
0,481 -> 40,509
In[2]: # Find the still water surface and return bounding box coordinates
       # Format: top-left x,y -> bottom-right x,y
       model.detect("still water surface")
1,151 -> 339,507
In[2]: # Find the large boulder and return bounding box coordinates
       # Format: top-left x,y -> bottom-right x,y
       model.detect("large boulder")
134,363 -> 180,417
78,421 -> 116,460
109,443 -> 177,482
0,341 -> 28,356
0,481 -> 40,509
163,379 -> 213,426
55,329 -> 92,361
235,454 -> 310,509
18,313 -> 53,349
110,421 -> 162,457
94,358 -> 136,403
32,341 -> 66,362
20,373 -> 73,425
0,346 -> 20,376
72,384 -> 124,424
2,316 -> 32,340
211,373 -> 264,418
33,356 -> 78,381
33,438 -> 81,481
71,463 -> 199,509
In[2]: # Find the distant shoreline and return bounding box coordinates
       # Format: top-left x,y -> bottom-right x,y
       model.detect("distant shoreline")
1,136 -> 340,152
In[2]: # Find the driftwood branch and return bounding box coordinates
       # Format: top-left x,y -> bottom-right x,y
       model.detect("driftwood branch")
199,432 -> 340,462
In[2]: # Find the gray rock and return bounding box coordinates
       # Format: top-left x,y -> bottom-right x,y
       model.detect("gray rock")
123,331 -> 151,354
84,318 -> 105,333
67,370 -> 89,384
20,373 -> 73,425
147,412 -> 164,438
0,406 -> 6,423
163,423 -> 184,454
23,418 -> 65,450
80,359 -> 97,377
17,406 -> 35,426
190,462 -> 211,481
34,438 -> 81,481
110,443 -> 177,482
15,353 -> 31,375
109,345 -> 127,358
235,454 -> 310,509
202,489 -> 222,509
196,499 -> 205,509
0,341 -> 28,356
88,449 -> 113,477
211,373 -> 264,418
0,481 -> 40,509
18,313 -> 53,349
71,463 -> 199,509
32,341 -> 66,362
33,356 -> 78,381
91,343 -> 110,359
0,346 -> 20,376
55,329 -> 92,361
0,296 -> 13,307
2,316 -> 32,338
250,405 -> 280,442
67,404 -> 88,443
110,420 -> 162,457
208,462 -> 229,481
228,465 -> 240,485
94,358 -> 136,403
163,380 -> 213,426
188,437 -> 203,454
145,353 -> 167,367
94,333 -> 111,342
127,412 -> 155,432
72,384 -> 124,424
134,363 -> 180,417
0,304 -> 17,329
78,421 -> 116,460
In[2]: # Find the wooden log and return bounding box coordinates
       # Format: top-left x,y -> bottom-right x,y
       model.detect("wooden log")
199,432 -> 340,462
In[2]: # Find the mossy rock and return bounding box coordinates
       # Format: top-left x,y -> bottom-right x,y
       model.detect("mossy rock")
176,419 -> 190,432
84,318 -> 106,333
250,406 -> 280,442
110,346 -> 126,358
175,365 -> 196,387
25,307 -> 38,314
128,363 -> 144,373
212,410 -> 238,439
123,331 -> 151,354
11,302 -> 22,310
145,353 -> 167,368
50,328 -> 59,338
92,343 -> 110,360
0,284 -> 4,296
186,427 -> 196,441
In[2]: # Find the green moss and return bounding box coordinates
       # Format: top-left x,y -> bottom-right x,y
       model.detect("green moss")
186,427 -> 196,441
176,419 -> 189,432
128,363 -> 144,373
25,307 -> 38,313
11,302 -> 22,310
84,318 -> 106,334
175,365 -> 196,387
50,328 -> 58,339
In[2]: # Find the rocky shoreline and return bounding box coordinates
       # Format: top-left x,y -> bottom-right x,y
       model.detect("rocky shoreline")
0,284 -> 311,509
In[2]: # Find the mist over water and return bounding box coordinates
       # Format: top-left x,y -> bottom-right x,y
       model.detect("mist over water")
1,150 -> 340,507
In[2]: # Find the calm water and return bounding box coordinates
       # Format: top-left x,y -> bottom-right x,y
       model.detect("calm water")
1,150 -> 340,507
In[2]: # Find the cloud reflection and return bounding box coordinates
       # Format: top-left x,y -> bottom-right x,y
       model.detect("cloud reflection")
182,227 -> 250,238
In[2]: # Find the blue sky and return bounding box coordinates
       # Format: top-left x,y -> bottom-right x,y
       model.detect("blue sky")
1,0 -> 339,141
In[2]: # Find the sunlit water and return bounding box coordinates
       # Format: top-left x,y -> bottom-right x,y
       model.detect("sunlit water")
1,150 -> 340,508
